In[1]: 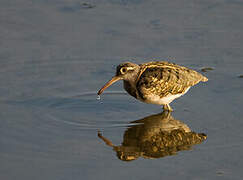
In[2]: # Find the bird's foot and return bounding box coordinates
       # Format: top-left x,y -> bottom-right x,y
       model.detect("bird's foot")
163,104 -> 173,112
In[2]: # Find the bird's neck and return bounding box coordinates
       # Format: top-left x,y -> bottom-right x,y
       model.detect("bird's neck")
123,80 -> 137,99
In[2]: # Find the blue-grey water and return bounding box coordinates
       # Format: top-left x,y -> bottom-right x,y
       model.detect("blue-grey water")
1,0 -> 243,179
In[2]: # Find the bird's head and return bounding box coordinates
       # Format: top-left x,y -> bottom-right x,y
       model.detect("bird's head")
97,62 -> 139,95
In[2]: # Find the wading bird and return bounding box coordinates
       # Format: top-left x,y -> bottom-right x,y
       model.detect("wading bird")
98,61 -> 208,111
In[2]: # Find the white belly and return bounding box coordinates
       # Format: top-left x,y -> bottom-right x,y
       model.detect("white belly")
143,87 -> 190,105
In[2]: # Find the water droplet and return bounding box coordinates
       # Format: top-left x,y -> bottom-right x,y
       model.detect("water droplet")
97,95 -> 101,100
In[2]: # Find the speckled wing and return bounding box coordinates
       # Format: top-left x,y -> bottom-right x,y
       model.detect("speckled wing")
136,61 -> 208,99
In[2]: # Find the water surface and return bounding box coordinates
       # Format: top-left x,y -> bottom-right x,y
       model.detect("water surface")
1,0 -> 243,179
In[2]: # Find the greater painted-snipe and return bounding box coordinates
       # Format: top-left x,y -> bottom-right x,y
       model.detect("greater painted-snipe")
97,61 -> 208,111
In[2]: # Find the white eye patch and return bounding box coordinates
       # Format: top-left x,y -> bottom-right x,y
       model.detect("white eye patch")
126,67 -> 134,71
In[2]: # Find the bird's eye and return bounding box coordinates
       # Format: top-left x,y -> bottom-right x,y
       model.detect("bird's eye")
120,67 -> 127,74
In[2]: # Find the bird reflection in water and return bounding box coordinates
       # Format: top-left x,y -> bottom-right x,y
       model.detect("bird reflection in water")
98,111 -> 207,161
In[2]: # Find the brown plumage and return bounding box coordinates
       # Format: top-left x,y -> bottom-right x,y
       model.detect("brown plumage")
98,111 -> 207,161
98,61 -> 208,111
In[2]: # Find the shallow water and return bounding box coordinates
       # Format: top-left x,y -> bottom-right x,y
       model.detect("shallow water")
1,0 -> 243,179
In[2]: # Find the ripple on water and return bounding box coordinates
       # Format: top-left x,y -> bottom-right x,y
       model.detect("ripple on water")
8,91 -> 144,131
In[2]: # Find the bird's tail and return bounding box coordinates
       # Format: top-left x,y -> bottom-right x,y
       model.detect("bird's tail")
201,76 -> 208,82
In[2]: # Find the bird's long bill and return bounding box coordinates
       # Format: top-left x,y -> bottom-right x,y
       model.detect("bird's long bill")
97,76 -> 122,95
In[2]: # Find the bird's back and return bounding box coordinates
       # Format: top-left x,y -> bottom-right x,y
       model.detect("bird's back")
136,61 -> 208,100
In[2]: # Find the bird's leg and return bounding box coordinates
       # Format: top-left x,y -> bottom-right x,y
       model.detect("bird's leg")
163,104 -> 173,112
98,131 -> 114,147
